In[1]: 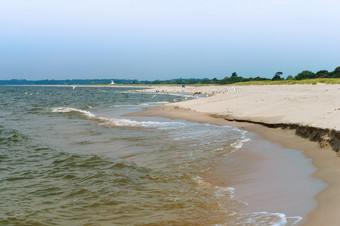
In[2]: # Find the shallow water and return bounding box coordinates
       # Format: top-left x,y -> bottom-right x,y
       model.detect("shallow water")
0,86 -> 306,225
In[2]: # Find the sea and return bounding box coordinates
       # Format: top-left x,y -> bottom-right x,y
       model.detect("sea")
0,86 -> 304,225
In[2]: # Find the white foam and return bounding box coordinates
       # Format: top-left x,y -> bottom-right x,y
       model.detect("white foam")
51,107 -> 186,129
193,176 -> 236,199
112,101 -> 169,108
51,107 -> 96,118
137,101 -> 170,106
130,91 -> 196,99
193,175 -> 302,226
236,212 -> 303,226
230,131 -> 250,150
97,117 -> 186,129
113,104 -> 139,107
215,186 -> 236,198
231,138 -> 251,149
286,216 -> 303,225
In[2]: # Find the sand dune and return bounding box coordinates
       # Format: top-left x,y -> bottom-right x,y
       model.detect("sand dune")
139,84 -> 340,130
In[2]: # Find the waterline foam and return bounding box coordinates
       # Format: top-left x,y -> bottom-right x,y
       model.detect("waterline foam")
50,107 -> 186,129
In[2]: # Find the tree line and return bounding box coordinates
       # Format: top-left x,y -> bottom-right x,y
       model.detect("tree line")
141,66 -> 340,84
272,66 -> 340,81
1,66 -> 339,85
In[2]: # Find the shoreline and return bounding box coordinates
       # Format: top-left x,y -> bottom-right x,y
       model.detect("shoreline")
205,130 -> 321,222
126,85 -> 340,225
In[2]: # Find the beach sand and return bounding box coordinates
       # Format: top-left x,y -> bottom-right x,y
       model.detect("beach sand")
129,84 -> 340,225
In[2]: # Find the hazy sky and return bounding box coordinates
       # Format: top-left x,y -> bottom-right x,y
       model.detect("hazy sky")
0,0 -> 339,80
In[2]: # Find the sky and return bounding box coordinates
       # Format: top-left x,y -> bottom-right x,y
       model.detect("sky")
0,0 -> 339,80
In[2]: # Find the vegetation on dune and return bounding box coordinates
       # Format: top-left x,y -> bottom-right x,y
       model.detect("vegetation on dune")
142,67 -> 340,85
231,78 -> 340,86
1,66 -> 340,86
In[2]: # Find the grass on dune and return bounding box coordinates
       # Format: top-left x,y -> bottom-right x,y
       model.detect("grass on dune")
105,78 -> 340,86
228,78 -> 340,86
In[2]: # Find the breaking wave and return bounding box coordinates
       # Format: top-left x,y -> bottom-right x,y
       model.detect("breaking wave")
234,212 -> 303,226
51,107 -> 96,117
231,130 -> 251,150
50,107 -> 186,129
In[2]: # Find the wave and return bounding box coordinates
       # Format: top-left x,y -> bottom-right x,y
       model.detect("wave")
231,130 -> 250,150
137,101 -> 170,106
194,177 -> 236,199
50,107 -> 186,129
130,91 -> 200,98
97,117 -> 186,129
51,107 -> 96,118
194,176 -> 302,226
112,101 -> 170,108
235,212 -> 303,226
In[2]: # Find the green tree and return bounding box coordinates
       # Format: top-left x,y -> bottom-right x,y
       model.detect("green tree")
295,70 -> 315,80
315,70 -> 329,78
272,72 -> 283,81
331,66 -> 340,78
334,66 -> 340,73
212,78 -> 218,84
286,75 -> 293,80
230,72 -> 243,83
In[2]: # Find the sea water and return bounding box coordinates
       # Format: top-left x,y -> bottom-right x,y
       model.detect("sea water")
0,86 -> 302,225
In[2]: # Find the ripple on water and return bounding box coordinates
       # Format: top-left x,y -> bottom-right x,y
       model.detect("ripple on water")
0,87 -> 304,225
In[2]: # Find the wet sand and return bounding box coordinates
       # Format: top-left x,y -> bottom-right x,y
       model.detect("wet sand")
207,132 -> 322,218
127,105 -> 340,225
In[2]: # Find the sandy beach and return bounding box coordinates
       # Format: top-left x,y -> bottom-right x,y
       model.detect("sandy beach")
131,84 -> 340,225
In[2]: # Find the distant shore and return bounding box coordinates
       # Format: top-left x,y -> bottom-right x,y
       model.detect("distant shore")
129,84 -> 340,225
3,84 -> 150,88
